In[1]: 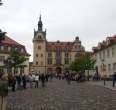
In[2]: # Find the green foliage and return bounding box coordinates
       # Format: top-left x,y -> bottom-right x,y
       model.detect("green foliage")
70,53 -> 96,74
4,50 -> 27,74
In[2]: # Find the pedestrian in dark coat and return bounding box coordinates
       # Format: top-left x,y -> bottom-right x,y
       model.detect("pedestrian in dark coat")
41,74 -> 45,87
11,76 -> 16,92
112,72 -> 116,87
22,74 -> 27,89
16,75 -> 22,89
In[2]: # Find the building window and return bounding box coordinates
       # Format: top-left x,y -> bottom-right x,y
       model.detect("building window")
0,68 -> 4,73
0,56 -> 5,62
65,53 -> 69,57
4,46 -> 8,51
108,64 -> 111,71
107,49 -> 110,58
47,58 -> 52,65
56,58 -> 61,65
38,35 -> 42,39
64,58 -> 69,64
38,46 -> 41,49
113,63 -> 116,72
0,46 -> 4,50
41,54 -> 43,57
64,48 -> 69,52
112,47 -> 114,56
36,54 -> 38,57
36,61 -> 38,65
48,52 -> 52,57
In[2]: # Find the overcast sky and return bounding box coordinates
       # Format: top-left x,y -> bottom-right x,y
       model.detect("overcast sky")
0,0 -> 116,61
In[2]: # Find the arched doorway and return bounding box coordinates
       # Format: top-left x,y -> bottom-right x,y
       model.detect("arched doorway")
56,67 -> 62,74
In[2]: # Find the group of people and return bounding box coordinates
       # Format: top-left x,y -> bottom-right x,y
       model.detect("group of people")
8,74 -> 27,92
8,73 -> 54,92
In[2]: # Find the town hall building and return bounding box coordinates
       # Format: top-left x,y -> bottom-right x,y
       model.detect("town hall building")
33,15 -> 85,74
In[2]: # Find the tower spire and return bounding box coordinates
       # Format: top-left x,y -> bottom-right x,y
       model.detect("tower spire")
38,14 -> 43,31
39,14 -> 41,21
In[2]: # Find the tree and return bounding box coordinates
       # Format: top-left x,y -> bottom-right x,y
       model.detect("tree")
4,50 -> 27,75
70,53 -> 96,76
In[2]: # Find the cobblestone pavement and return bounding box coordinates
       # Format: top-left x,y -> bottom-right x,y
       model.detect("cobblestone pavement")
88,80 -> 116,91
7,79 -> 116,110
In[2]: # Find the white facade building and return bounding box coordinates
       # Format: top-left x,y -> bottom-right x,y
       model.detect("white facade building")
92,36 -> 116,77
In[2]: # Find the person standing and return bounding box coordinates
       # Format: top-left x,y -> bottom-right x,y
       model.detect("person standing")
41,74 -> 45,87
112,72 -> 116,87
35,74 -> 39,88
29,74 -> 33,88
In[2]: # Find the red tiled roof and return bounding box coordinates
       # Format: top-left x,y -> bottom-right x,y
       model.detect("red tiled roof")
46,41 -> 73,51
0,36 -> 24,47
92,35 -> 116,53
0,36 -> 30,56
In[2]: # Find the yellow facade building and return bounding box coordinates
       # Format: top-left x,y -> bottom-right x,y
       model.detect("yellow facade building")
33,16 -> 85,74
0,30 -> 30,75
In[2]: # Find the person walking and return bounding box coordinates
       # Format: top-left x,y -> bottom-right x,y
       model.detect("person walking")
112,72 -> 116,87
40,74 -> 45,87
11,76 -> 16,92
22,74 -> 27,89
29,74 -> 33,88
35,74 -> 39,88
16,75 -> 22,90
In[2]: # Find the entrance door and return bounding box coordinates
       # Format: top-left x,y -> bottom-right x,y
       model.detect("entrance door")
56,67 -> 62,74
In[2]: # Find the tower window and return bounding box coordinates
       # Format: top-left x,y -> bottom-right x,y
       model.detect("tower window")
38,46 -> 41,49
36,54 -> 38,57
41,54 -> 43,57
38,35 -> 41,39
36,61 -> 38,65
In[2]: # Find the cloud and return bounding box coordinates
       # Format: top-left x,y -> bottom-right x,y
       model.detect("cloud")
0,0 -> 116,61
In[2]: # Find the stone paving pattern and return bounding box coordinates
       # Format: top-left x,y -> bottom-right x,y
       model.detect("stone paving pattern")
7,79 -> 116,110
88,81 -> 116,91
